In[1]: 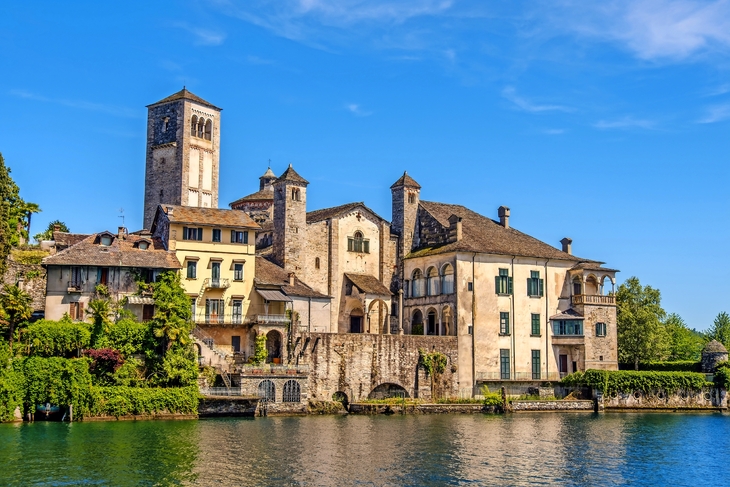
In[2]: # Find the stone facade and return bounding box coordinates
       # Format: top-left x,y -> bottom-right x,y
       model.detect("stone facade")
3,252 -> 47,312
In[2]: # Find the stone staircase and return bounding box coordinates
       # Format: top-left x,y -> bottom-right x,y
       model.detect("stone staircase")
192,326 -> 232,371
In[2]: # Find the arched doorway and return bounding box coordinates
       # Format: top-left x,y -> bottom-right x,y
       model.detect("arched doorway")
266,330 -> 281,363
411,309 -> 424,335
368,383 -> 409,400
368,299 -> 389,334
350,308 -> 364,333
427,308 -> 438,335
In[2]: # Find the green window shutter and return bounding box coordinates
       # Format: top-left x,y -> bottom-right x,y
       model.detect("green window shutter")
243,231 -> 249,244
198,228 -> 203,241
348,238 -> 353,252
539,278 -> 544,297
495,276 -> 500,294
508,277 -> 513,295
527,278 -> 532,296
363,240 -> 369,253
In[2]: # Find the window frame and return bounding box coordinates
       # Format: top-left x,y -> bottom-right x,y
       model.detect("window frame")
500,349 -> 510,380
495,268 -> 513,295
186,261 -> 197,279
595,322 -> 607,337
347,231 -> 369,253
532,350 -> 541,380
212,229 -> 221,242
527,270 -> 544,297
531,313 -> 541,336
231,230 -> 249,244
233,263 -> 244,281
499,311 -> 510,335
182,227 -> 204,241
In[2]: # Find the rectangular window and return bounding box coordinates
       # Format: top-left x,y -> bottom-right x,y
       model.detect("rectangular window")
500,349 -> 510,380
231,230 -> 248,244
596,322 -> 607,337
233,263 -> 243,281
212,229 -> 221,242
97,267 -> 109,286
69,301 -> 84,321
70,266 -> 83,288
205,298 -> 224,324
553,320 -> 584,336
467,282 -> 473,292
186,261 -> 197,279
495,268 -> 513,295
182,227 -> 203,241
232,299 -> 243,324
499,312 -> 510,335
190,298 -> 197,321
532,350 -> 541,380
531,313 -> 541,336
527,270 -> 544,297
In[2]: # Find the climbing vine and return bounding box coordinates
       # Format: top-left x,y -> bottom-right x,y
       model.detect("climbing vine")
418,348 -> 447,376
562,369 -> 712,395
253,333 -> 268,365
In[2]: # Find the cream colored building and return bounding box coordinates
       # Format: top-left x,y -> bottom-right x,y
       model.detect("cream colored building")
42,228 -> 181,322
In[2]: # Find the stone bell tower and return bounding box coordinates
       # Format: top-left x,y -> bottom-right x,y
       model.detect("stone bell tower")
272,164 -> 309,272
143,88 -> 221,229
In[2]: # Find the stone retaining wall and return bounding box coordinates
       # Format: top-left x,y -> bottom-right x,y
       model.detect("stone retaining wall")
349,403 -> 496,414
198,397 -> 258,417
82,414 -> 198,421
601,388 -> 726,410
509,400 -> 594,412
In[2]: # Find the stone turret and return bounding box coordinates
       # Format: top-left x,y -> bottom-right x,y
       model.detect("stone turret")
272,164 -> 309,272
259,167 -> 277,191
702,340 -> 728,373
390,171 -> 421,258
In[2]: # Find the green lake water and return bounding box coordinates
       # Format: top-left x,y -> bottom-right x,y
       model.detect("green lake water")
1,413 -> 728,486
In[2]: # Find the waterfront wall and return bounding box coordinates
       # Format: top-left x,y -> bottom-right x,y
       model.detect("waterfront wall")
349,403 -> 494,414
198,397 -> 258,417
509,400 -> 594,412
292,333 -> 459,402
601,388 -> 726,410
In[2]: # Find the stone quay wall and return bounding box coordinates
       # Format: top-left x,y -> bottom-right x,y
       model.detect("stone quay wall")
198,397 -> 259,417
509,400 -> 594,412
349,403 -> 495,414
601,388 -> 726,410
292,333 -> 459,403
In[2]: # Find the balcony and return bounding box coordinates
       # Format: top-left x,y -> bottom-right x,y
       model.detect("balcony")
571,294 -> 615,306
202,278 -> 230,290
67,281 -> 82,293
196,314 -> 246,326
252,314 -> 290,325
476,371 -> 563,381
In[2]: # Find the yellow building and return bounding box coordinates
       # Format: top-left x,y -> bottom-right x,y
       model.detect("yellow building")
150,204 -> 259,357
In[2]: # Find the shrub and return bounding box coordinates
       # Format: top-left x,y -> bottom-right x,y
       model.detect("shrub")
15,356 -> 96,416
618,361 -> 701,372
562,369 -> 711,395
480,385 -> 503,407
21,319 -> 91,357
85,348 -> 124,385
94,318 -> 150,357
89,386 -> 199,417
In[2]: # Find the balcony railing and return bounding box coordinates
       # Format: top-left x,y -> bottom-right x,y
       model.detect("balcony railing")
237,364 -> 310,375
67,281 -> 83,292
476,371 -> 563,381
195,314 -> 245,326
202,278 -> 230,289
253,314 -> 290,325
572,294 -> 615,306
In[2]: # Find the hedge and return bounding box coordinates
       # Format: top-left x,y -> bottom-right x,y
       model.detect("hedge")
89,386 -> 199,417
562,369 -> 712,395
618,361 -> 701,372
21,320 -> 91,357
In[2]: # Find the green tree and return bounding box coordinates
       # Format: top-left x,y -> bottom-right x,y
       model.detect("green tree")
0,284 -> 32,352
663,313 -> 705,361
86,298 -> 113,346
150,271 -> 192,352
19,201 -> 41,243
33,219 -> 70,243
616,277 -> 669,369
0,153 -> 22,274
706,312 -> 730,350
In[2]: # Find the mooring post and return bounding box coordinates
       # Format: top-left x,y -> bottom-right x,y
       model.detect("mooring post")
69,404 -> 73,422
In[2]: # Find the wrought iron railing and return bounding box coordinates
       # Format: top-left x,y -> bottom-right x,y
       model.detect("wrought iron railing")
237,364 -> 310,375
67,281 -> 83,292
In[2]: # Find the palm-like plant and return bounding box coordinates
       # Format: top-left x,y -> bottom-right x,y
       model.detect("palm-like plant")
87,298 -> 113,346
0,284 -> 32,352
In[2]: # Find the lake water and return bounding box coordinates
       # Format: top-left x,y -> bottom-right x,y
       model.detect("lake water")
1,413 -> 728,486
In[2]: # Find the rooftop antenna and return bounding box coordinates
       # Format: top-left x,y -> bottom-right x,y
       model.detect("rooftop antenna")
118,208 -> 125,227
268,159 -> 271,168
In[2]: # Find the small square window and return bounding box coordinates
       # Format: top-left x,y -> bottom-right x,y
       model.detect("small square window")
186,261 -> 197,279
233,263 -> 243,281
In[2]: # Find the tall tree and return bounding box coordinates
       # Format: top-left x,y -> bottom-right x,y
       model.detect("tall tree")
706,312 -> 730,350
616,276 -> 669,369
663,313 -> 705,361
0,284 -> 32,352
0,153 -> 22,275
20,201 -> 41,243
33,220 -> 70,243
150,271 -> 192,352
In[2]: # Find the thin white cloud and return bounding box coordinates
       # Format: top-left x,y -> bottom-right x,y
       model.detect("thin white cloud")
544,128 -> 566,135
345,103 -> 373,116
593,116 -> 656,129
545,0 -> 730,61
9,89 -> 137,118
697,104 -> 730,123
246,55 -> 276,65
705,83 -> 730,96
174,22 -> 226,46
502,87 -> 573,113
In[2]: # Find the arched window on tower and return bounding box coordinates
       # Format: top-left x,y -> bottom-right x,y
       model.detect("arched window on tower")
197,118 -> 205,138
190,115 -> 198,136
315,257 -> 320,269
408,193 -> 415,204
204,119 -> 212,141
291,188 -> 301,201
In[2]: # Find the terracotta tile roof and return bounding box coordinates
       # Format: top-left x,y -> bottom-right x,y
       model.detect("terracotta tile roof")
549,308 -> 584,320
570,262 -> 617,273
42,233 -> 181,269
52,232 -> 90,251
409,201 -> 590,262
147,88 -> 221,111
254,256 -> 329,299
229,188 -> 274,207
345,273 -> 392,296
276,164 -> 309,185
162,205 -> 260,229
390,171 -> 421,189
306,202 -> 387,224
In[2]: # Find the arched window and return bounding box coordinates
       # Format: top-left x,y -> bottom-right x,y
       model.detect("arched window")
411,309 -> 424,335
408,193 -> 415,204
600,276 -> 614,295
204,119 -> 212,141
197,118 -> 205,138
411,269 -> 424,297
347,231 -> 369,253
315,257 -> 320,269
283,380 -> 301,402
258,380 -> 276,402
441,264 -> 454,294
426,267 -> 440,296
427,309 -> 437,335
291,188 -> 300,201
190,115 -> 198,136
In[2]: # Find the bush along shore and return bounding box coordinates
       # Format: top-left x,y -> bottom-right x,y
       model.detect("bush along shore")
0,272 -> 199,422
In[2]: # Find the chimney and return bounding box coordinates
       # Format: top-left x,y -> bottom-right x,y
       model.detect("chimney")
118,226 -> 126,240
169,229 -> 177,251
53,224 -> 60,233
166,206 -> 174,217
561,237 -> 572,255
288,273 -> 296,286
498,206 -> 510,229
448,214 -> 463,242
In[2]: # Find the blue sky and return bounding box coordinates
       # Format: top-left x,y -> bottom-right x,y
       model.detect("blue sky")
1,0 -> 728,330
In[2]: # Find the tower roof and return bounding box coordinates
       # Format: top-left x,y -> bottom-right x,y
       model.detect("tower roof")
147,88 -> 221,111
390,171 -> 421,189
276,164 -> 309,185
260,167 -> 276,179
704,340 -> 728,353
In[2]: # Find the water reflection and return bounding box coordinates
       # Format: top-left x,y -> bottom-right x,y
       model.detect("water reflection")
2,413 -> 729,486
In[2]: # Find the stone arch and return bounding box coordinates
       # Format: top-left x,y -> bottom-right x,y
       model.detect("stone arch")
197,118 -> 205,138
368,382 -> 409,400
258,379 -> 276,402
600,275 -> 614,295
441,305 -> 454,336
585,274 -> 599,295
411,309 -> 424,335
426,307 -> 438,335
349,307 -> 364,333
572,276 -> 583,296
283,380 -> 301,402
440,263 -> 454,294
190,115 -> 198,136
411,268 -> 424,297
204,119 -> 212,140
332,391 -> 349,408
426,266 -> 439,296
266,330 -> 282,363
367,299 -> 389,334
